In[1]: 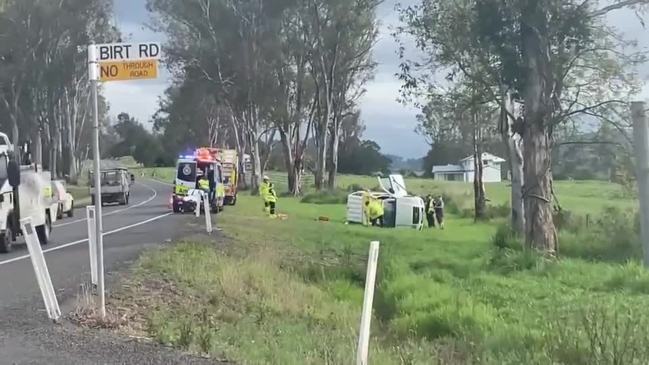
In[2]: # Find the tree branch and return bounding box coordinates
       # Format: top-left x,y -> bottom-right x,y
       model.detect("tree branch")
590,0 -> 649,18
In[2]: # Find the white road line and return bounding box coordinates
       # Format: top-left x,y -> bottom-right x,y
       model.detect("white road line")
53,182 -> 159,228
0,212 -> 173,266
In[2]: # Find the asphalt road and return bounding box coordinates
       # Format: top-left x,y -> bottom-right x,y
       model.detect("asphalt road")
0,179 -> 223,364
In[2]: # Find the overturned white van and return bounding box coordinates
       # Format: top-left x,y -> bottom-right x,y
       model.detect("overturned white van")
346,174 -> 425,230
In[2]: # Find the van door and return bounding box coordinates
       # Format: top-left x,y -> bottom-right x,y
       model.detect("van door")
377,174 -> 408,198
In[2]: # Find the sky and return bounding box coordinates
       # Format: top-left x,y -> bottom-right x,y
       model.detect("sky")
109,0 -> 649,159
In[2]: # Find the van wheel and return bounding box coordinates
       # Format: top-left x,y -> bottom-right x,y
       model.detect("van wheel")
119,193 -> 127,206
0,225 -> 14,253
67,201 -> 74,217
36,215 -> 51,246
57,204 -> 64,220
126,193 -> 130,205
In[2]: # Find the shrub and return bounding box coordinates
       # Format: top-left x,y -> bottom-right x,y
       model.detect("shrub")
560,207 -> 641,262
491,224 -> 521,251
300,189 -> 348,204
543,302 -> 649,364
485,203 -> 511,220
554,209 -> 584,233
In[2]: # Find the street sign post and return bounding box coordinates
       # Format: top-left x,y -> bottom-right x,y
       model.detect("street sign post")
87,42 -> 161,318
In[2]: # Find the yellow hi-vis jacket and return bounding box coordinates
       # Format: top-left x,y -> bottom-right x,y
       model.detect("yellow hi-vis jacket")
364,199 -> 384,225
260,181 -> 277,203
198,178 -> 209,191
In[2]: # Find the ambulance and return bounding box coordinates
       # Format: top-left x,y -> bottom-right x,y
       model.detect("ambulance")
172,148 -> 224,213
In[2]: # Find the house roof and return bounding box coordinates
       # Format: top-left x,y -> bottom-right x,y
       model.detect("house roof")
432,164 -> 466,173
460,152 -> 506,163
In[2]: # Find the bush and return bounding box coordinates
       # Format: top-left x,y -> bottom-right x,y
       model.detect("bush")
543,302 -> 649,364
554,209 -> 584,233
485,203 -> 511,219
560,207 -> 641,262
491,224 -> 521,251
300,189 -> 348,204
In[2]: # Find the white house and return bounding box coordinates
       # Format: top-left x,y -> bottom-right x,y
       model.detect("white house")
432,153 -> 506,183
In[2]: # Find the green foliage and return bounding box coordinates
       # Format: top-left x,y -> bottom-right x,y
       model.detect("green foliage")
338,139 -> 391,176
108,113 -> 169,167
491,224 -> 521,251
560,207 -> 640,262
300,189 -> 348,205
125,174 -> 649,363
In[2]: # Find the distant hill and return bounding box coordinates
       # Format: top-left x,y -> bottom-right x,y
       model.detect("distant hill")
386,155 -> 425,173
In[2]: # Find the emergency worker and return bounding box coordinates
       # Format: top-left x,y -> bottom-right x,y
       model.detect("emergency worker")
198,174 -> 210,194
259,175 -> 277,216
364,197 -> 385,227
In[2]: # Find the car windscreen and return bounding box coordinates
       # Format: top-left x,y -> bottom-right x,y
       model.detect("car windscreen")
177,162 -> 197,182
102,171 -> 121,185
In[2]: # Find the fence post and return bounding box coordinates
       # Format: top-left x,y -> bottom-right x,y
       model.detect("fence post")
356,241 -> 380,365
632,101 -> 649,267
86,206 -> 98,286
204,194 -> 213,234
21,218 -> 61,321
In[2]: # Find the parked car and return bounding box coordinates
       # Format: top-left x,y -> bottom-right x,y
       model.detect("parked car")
52,180 -> 74,219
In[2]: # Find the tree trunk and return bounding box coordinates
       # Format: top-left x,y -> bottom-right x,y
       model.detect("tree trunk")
501,91 -> 525,235
34,130 -> 43,167
65,101 -> 78,181
279,127 -> 300,195
507,134 -> 525,234
315,126 -> 328,190
473,110 -> 486,221
521,1 -> 558,254
327,123 -> 340,190
523,122 -> 557,254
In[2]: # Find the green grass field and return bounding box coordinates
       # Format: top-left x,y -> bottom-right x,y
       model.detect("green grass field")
138,167 -> 636,214
116,171 -> 649,364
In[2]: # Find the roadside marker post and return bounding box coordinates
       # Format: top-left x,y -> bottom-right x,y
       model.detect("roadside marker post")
88,41 -> 161,318
21,218 -> 61,321
356,241 -> 380,365
86,206 -> 98,286
203,195 -> 213,234
195,196 -> 201,218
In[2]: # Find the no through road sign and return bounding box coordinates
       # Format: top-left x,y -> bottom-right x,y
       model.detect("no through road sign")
88,42 -> 161,82
99,59 -> 158,82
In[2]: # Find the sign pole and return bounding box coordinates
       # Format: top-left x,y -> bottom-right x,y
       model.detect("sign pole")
86,41 -> 161,318
88,45 -> 105,318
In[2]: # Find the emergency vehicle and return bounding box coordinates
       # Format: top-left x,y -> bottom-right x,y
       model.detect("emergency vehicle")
172,148 -> 225,214
211,149 -> 239,206
346,174 -> 425,229
0,133 -> 59,252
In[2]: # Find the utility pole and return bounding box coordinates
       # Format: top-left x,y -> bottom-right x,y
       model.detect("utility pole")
632,101 -> 649,267
88,45 -> 105,318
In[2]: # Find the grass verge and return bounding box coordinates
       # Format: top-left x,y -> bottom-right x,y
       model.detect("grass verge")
111,172 -> 647,364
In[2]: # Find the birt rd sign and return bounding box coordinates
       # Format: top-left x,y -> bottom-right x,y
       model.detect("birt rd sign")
88,42 -> 161,82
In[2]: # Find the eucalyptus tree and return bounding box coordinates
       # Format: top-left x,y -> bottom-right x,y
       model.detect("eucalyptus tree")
398,0 -> 646,253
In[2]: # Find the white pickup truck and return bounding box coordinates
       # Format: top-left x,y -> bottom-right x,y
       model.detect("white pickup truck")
346,174 -> 425,230
0,133 -> 58,253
